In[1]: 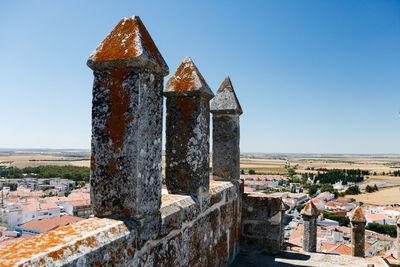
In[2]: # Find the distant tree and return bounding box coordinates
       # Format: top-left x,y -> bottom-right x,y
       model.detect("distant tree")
248,169 -> 256,175
241,169 -> 245,175
64,190 -> 71,197
287,168 -> 296,177
320,184 -> 334,193
77,181 -> 86,188
366,185 -> 373,193
42,186 -> 49,192
308,184 -> 319,197
321,211 -> 350,227
345,185 -> 361,195
373,184 -> 378,191
366,223 -> 397,238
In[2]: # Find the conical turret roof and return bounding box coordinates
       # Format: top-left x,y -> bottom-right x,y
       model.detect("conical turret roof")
210,76 -> 242,115
87,16 -> 169,76
350,207 -> 366,223
164,57 -> 214,98
301,201 -> 319,217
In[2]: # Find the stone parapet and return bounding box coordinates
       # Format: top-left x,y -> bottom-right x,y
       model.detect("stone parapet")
241,193 -> 284,255
0,181 -> 241,266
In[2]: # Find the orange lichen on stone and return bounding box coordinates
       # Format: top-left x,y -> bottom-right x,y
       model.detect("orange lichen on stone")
166,57 -> 210,92
161,194 -> 188,206
175,98 -> 196,118
103,68 -> 132,152
90,156 -> 96,171
92,16 -> 164,69
301,200 -> 319,217
0,218 -> 129,266
350,207 -> 366,223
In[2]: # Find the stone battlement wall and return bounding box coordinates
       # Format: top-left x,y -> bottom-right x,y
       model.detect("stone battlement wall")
0,181 -> 245,266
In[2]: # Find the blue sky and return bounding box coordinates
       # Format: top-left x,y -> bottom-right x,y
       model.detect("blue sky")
0,1 -> 399,154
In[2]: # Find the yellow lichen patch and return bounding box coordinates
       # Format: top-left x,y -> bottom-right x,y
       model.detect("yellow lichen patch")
0,218 -> 129,266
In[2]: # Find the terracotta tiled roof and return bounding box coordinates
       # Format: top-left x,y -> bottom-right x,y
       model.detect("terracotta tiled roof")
337,197 -> 350,202
329,244 -> 351,255
19,199 -> 59,212
367,213 -> 389,221
19,215 -> 85,232
320,242 -> 337,252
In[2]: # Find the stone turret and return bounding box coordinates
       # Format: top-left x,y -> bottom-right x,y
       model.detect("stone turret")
350,207 -> 366,257
164,57 -> 214,195
87,16 -> 168,220
301,201 -> 319,252
210,76 -> 242,181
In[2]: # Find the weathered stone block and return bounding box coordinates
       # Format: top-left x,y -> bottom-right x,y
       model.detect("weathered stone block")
350,207 -> 366,257
88,16 -> 168,219
211,76 -> 242,181
301,201 -> 319,253
241,193 -> 284,256
240,236 -> 281,255
242,193 -> 282,221
164,57 -> 214,195
160,201 -> 183,237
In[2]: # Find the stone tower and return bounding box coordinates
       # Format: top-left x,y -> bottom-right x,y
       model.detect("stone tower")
87,16 -> 169,219
210,76 -> 242,181
164,57 -> 214,195
350,206 -> 366,257
301,200 -> 319,252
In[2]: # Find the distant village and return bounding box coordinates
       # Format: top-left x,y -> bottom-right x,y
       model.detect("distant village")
241,173 -> 399,259
0,176 -> 90,246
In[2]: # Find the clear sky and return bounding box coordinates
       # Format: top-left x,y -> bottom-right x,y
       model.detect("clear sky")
0,1 -> 399,154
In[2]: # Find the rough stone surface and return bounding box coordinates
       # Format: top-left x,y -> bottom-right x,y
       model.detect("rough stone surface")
350,207 -> 366,258
241,193 -> 284,255
164,57 -> 214,195
211,77 -> 242,181
232,250 -> 388,267
88,16 -> 168,220
350,206 -> 366,223
90,69 -> 164,220
0,181 -> 241,267
164,56 -> 213,97
301,201 -> 319,252
210,76 -> 242,115
87,16 -> 169,76
212,115 -> 240,181
300,201 -> 319,218
351,221 -> 365,257
302,215 -> 317,253
350,207 -> 366,257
